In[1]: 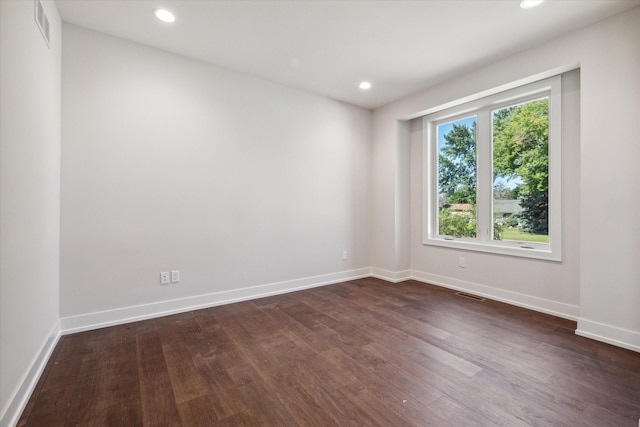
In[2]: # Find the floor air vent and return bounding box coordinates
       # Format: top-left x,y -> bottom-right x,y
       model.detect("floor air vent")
455,292 -> 485,301
34,0 -> 51,48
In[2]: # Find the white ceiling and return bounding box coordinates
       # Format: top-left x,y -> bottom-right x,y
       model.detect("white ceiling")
55,0 -> 640,109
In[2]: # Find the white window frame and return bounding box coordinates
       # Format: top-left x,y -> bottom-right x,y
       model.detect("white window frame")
423,76 -> 561,261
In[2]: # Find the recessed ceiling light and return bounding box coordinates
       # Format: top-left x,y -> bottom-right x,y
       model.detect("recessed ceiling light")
359,81 -> 372,90
520,0 -> 544,9
154,8 -> 175,23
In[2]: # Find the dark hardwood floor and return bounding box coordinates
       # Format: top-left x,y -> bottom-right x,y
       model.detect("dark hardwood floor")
18,278 -> 640,426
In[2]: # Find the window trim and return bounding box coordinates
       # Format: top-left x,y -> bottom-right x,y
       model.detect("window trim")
423,76 -> 562,261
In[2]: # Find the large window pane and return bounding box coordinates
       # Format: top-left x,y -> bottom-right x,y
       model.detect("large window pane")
423,76 -> 561,260
437,116 -> 477,238
492,99 -> 549,243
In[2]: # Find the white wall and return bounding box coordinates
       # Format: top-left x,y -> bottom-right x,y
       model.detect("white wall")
576,8 -> 640,350
60,25 -> 372,330
371,7 -> 640,351
0,1 -> 62,426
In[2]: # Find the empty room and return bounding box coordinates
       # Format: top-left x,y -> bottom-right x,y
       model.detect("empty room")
2,0 -> 640,425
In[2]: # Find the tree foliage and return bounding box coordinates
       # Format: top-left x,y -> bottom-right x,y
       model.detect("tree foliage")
493,100 -> 548,194
438,208 -> 503,239
438,122 -> 476,204
439,208 -> 476,238
493,99 -> 549,234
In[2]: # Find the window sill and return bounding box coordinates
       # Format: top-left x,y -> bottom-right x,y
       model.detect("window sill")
423,237 -> 561,262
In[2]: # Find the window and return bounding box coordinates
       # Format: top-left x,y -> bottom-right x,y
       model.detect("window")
423,76 -> 561,261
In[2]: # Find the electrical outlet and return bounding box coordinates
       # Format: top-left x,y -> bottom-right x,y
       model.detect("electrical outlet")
160,272 -> 170,285
458,258 -> 465,268
171,270 -> 180,283
342,251 -> 348,260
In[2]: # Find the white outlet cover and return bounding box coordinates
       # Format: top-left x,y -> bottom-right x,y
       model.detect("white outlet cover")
161,272 -> 170,285
171,270 -> 180,283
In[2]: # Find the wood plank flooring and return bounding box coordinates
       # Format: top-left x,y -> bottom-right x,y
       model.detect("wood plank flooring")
18,278 -> 640,426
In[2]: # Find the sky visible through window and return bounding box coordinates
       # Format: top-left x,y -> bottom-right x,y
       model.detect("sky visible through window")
437,116 -> 476,148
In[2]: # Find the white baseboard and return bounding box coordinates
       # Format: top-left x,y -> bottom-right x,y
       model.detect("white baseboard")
410,269 -> 580,321
576,318 -> 640,353
370,267 -> 412,283
60,268 -> 372,334
1,322 -> 60,427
